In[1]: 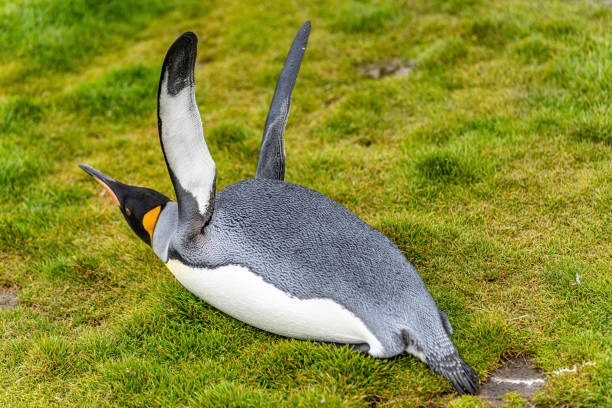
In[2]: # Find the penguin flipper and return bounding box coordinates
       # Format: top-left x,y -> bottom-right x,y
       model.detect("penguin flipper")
256,21 -> 311,181
158,32 -> 216,236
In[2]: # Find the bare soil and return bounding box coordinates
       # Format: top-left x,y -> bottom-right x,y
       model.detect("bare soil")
0,288 -> 20,310
479,358 -> 546,407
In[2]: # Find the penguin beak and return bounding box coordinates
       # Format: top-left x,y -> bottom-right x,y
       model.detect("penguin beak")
78,164 -> 122,206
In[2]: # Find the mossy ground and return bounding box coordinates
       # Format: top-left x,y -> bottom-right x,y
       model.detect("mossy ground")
0,0 -> 610,406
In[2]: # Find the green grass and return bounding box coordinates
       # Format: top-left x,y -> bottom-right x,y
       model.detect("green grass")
0,0 -> 610,406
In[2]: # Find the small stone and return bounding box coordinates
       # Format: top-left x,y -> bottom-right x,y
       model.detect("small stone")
393,67 -> 412,77
360,59 -> 415,79
368,68 -> 381,79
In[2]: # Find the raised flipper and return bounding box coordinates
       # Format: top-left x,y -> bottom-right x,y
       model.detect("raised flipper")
256,21 -> 311,181
157,32 -> 216,239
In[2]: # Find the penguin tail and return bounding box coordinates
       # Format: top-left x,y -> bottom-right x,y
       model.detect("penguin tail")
400,328 -> 479,395
427,349 -> 479,395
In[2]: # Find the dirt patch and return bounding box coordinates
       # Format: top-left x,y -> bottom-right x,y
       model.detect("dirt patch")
359,59 -> 414,79
0,288 -> 20,310
479,358 -> 545,407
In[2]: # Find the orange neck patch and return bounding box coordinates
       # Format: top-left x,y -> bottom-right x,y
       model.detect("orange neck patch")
143,205 -> 162,242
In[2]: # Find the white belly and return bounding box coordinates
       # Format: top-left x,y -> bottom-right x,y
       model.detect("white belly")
166,260 -> 385,356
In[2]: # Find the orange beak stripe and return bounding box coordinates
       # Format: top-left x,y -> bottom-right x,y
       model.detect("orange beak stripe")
143,205 -> 162,242
94,177 -> 120,206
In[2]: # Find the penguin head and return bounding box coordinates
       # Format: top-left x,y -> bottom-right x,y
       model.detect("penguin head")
79,164 -> 170,246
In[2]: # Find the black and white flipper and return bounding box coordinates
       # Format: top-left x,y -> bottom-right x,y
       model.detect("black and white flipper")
256,21 -> 311,181
157,32 -> 216,238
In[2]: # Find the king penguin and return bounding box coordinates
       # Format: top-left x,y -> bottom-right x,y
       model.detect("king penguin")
79,22 -> 479,395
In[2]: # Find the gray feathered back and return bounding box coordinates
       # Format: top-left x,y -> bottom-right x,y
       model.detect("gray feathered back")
170,178 -> 449,356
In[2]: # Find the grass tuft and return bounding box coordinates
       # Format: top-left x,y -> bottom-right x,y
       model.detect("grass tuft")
0,144 -> 46,194
465,18 -> 523,49
419,37 -> 468,70
0,0 -> 175,78
512,35 -> 555,64
570,116 -> 611,145
415,147 -> 487,184
331,1 -> 398,34
66,65 -> 158,123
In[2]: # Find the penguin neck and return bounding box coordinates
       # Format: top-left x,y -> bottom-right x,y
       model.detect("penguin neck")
152,201 -> 179,262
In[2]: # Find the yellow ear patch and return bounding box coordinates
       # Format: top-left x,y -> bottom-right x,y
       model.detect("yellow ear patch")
143,206 -> 162,242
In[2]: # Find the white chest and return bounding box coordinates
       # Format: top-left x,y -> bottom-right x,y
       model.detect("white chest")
165,260 -> 384,356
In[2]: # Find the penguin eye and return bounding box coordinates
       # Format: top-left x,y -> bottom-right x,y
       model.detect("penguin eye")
125,207 -> 132,216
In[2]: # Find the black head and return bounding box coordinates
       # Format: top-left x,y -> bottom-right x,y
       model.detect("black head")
79,164 -> 170,246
